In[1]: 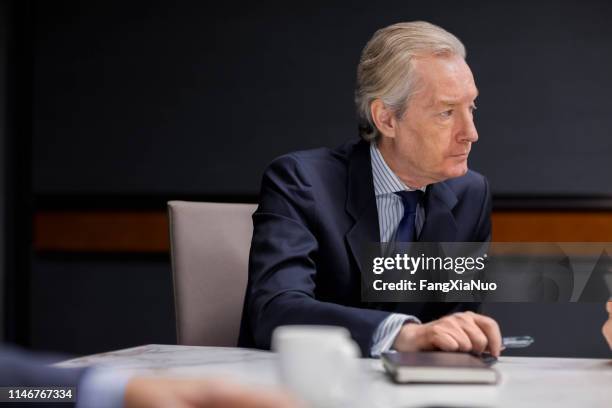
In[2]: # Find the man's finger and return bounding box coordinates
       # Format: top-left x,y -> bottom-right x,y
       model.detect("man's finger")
456,317 -> 488,354
441,320 -> 472,352
430,331 -> 460,352
606,301 -> 612,315
471,314 -> 502,357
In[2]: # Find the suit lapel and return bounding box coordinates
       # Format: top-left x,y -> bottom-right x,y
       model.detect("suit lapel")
419,181 -> 459,242
345,140 -> 380,275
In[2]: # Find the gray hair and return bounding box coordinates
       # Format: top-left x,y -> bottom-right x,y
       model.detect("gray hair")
355,21 -> 466,141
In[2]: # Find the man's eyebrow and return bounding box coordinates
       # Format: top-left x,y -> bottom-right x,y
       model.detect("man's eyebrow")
437,98 -> 460,106
436,91 -> 479,107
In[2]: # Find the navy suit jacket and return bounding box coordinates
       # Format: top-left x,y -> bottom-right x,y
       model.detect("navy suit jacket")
238,139 -> 492,356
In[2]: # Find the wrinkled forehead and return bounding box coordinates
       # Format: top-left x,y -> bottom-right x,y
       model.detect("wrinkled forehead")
411,54 -> 478,106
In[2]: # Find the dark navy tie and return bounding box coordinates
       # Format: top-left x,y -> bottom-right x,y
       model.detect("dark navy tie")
394,190 -> 423,242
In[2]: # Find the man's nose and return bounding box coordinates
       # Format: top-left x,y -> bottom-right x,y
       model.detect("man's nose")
458,114 -> 478,143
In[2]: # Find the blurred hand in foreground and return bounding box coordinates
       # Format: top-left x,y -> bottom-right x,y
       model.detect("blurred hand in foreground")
603,301 -> 612,349
124,377 -> 303,408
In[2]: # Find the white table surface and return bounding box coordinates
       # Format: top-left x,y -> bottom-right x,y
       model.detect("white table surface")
60,344 -> 612,408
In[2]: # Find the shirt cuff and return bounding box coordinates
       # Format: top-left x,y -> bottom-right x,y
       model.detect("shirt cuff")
76,368 -> 134,408
370,313 -> 421,357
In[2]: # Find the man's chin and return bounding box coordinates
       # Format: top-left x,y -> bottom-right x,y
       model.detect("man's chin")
442,164 -> 469,180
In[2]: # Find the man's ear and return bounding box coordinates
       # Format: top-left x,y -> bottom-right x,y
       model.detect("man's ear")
370,99 -> 397,138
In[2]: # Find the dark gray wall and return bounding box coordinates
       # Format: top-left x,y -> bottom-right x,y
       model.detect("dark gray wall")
32,0 -> 612,196
482,303 -> 611,358
31,255 -> 175,355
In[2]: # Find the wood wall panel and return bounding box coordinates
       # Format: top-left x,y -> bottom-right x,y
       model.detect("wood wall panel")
492,211 -> 612,242
33,210 -> 612,253
34,211 -> 169,252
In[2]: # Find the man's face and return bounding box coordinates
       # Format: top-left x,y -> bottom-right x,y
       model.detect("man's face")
387,53 -> 479,184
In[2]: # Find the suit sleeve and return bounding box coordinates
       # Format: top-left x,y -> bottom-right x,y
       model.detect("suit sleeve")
470,175 -> 492,312
473,175 -> 492,242
0,344 -> 86,387
246,155 -> 390,356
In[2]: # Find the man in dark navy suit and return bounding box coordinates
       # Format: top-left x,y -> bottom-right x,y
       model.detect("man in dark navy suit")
239,21 -> 502,358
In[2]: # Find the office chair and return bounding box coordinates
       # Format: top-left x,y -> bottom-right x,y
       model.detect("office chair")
168,201 -> 256,346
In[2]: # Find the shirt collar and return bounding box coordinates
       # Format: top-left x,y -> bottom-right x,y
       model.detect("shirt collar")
370,142 -> 427,196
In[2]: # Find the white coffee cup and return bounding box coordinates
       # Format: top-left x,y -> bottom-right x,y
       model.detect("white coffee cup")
272,325 -> 361,408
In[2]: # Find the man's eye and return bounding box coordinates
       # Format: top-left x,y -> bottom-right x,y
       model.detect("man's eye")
440,110 -> 453,118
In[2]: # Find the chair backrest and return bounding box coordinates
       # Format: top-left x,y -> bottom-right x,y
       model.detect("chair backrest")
168,201 -> 257,346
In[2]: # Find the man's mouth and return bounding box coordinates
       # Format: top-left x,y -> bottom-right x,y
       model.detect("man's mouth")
451,152 -> 469,158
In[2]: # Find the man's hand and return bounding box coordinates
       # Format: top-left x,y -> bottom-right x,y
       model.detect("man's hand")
393,311 -> 502,357
603,301 -> 612,349
124,377 -> 302,408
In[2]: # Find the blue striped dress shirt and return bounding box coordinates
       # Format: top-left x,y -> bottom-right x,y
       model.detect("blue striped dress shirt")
369,142 -> 425,357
